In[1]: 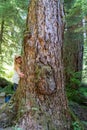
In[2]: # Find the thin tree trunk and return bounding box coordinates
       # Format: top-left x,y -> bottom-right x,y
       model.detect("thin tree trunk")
64,2 -> 83,87
0,19 -> 4,54
64,29 -> 83,84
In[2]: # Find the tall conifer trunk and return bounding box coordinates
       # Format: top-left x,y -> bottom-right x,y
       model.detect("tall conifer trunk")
17,0 -> 71,129
0,19 -> 4,54
64,1 -> 83,87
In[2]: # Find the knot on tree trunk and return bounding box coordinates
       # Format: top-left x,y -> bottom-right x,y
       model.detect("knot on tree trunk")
35,64 -> 56,95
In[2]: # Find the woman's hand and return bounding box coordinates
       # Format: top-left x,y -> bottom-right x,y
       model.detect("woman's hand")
19,72 -> 24,78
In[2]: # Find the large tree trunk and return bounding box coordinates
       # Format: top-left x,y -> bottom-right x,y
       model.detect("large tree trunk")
0,0 -> 71,129
16,0 -> 71,130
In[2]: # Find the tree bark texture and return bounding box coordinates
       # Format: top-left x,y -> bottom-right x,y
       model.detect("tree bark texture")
18,0 -> 71,130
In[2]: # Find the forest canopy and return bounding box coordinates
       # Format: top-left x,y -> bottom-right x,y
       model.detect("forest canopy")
0,0 -> 29,79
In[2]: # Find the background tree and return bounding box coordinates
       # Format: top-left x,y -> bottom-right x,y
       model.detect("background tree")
64,0 -> 84,90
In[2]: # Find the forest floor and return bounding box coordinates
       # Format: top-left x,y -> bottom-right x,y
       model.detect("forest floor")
0,77 -> 87,130
69,101 -> 87,130
0,97 -> 87,130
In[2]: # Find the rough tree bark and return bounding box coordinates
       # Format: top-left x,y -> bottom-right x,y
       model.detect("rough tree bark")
16,0 -> 71,130
0,0 -> 71,129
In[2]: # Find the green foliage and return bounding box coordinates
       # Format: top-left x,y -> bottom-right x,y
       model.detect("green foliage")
66,87 -> 79,101
66,71 -> 82,101
72,121 -> 82,130
0,65 -> 6,76
0,77 -> 11,87
0,77 -> 13,94
0,64 -> 14,81
5,71 -> 14,80
79,86 -> 87,97
67,83 -> 87,104
0,84 -> 14,94
68,106 -> 84,130
0,0 -> 29,77
82,121 -> 87,128
66,71 -> 81,88
70,71 -> 81,86
64,0 -> 82,27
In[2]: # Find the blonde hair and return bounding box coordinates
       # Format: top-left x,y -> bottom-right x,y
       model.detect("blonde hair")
14,55 -> 22,70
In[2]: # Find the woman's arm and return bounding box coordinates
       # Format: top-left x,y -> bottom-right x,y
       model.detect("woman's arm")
16,66 -> 24,78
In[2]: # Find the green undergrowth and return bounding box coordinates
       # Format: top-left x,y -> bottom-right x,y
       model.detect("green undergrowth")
0,84 -> 14,95
66,83 -> 87,104
67,84 -> 87,130
79,86 -> 87,97
69,103 -> 84,130
0,77 -> 14,95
